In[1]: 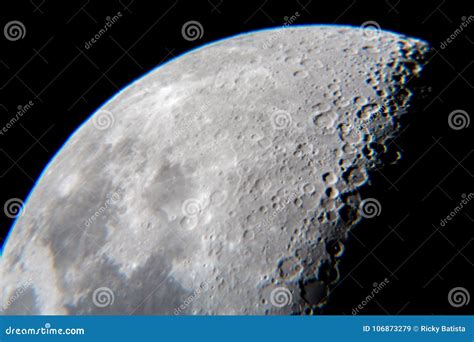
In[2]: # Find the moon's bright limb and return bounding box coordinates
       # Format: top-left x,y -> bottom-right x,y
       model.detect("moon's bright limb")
0,26 -> 429,315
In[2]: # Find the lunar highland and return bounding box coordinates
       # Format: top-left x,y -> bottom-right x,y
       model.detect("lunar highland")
0,26 -> 429,315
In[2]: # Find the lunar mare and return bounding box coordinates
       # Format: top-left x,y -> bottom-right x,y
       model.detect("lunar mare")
0,26 -> 429,315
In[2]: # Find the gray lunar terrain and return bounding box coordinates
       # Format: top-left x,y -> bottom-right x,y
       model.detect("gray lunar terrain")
0,26 -> 429,315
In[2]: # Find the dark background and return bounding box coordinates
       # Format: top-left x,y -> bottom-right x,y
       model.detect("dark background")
0,0 -> 472,315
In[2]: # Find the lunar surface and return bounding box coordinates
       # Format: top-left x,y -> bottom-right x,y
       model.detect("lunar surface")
0,26 -> 429,315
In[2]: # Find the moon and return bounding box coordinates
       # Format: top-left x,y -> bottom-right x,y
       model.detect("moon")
0,26 -> 429,315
